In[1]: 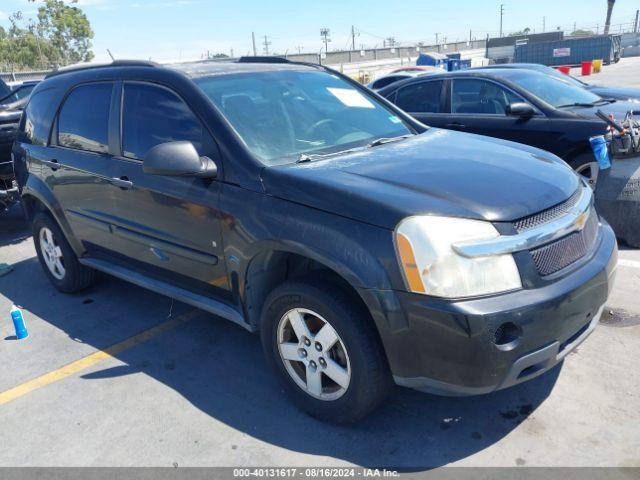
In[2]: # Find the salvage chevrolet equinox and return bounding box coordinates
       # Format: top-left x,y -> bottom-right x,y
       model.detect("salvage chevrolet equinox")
13,58 -> 617,423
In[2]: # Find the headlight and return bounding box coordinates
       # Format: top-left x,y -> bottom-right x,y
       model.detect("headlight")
395,215 -> 522,298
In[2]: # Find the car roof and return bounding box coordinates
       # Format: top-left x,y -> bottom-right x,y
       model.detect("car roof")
476,63 -> 551,71
43,57 -> 321,82
377,67 -> 547,94
166,59 -> 319,78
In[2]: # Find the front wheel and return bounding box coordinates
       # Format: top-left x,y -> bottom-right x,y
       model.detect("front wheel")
260,278 -> 391,423
569,154 -> 599,190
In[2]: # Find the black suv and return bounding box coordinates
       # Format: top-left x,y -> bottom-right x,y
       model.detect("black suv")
13,59 -> 617,422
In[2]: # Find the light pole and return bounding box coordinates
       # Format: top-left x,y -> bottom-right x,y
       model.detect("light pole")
320,28 -> 331,53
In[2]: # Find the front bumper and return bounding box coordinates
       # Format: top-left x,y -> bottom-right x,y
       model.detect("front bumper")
382,221 -> 618,396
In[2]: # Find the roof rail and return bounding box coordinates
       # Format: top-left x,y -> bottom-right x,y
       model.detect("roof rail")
45,60 -> 158,79
237,56 -> 291,64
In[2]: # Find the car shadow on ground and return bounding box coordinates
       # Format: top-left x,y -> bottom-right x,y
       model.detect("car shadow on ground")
0,203 -> 30,248
0,251 -> 562,469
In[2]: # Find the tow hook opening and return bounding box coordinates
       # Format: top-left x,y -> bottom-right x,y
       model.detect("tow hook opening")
494,322 -> 523,351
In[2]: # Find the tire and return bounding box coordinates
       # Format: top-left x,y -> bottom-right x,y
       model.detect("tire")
32,212 -> 97,293
568,153 -> 598,189
260,277 -> 392,423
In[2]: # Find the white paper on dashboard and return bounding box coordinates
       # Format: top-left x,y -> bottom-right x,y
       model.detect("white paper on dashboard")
327,88 -> 375,109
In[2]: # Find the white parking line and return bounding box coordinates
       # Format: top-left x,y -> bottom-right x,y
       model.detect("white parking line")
619,259 -> 640,270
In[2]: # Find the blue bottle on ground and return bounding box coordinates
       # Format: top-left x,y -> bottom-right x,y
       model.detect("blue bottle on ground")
10,305 -> 28,340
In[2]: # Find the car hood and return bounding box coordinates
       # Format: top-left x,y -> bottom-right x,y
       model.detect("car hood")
587,85 -> 640,102
263,129 -> 580,229
568,100 -> 640,121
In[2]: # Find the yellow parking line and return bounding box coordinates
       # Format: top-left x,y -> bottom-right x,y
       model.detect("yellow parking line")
0,309 -> 201,406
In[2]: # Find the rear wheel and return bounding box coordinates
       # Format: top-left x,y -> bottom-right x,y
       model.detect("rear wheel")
261,278 -> 391,423
33,213 -> 97,293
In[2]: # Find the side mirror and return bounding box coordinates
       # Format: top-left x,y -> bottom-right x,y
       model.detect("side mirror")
506,102 -> 535,117
143,141 -> 217,179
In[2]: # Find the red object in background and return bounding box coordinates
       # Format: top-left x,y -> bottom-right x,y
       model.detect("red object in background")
581,61 -> 593,76
556,66 -> 571,75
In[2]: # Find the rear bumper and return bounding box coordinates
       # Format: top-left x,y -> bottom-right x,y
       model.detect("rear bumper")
379,221 -> 618,396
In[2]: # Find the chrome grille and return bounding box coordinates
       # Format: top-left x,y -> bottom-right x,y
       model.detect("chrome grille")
530,208 -> 599,276
514,188 -> 582,233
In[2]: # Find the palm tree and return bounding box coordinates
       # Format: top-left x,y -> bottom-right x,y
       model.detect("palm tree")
604,0 -> 616,35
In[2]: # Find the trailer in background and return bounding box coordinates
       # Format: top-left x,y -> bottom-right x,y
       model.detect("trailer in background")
514,35 -> 622,66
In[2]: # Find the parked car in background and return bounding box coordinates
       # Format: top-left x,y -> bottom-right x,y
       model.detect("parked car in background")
0,79 -> 11,103
379,68 -> 638,186
1,80 -> 39,106
13,58 -> 616,422
478,63 -> 640,102
367,68 -> 440,91
0,105 -> 22,211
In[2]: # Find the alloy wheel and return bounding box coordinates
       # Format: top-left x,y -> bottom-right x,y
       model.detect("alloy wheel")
277,308 -> 351,401
39,227 -> 66,280
576,161 -> 599,190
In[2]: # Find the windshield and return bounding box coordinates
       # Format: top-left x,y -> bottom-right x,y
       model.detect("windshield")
506,71 -> 602,108
195,69 -> 412,164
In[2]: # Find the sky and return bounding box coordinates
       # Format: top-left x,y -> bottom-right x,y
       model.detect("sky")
1,0 -> 639,63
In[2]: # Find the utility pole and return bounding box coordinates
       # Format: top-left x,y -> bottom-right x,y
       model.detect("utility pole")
251,32 -> 257,56
435,32 -> 440,45
499,3 -> 505,37
469,29 -> 472,45
635,10 -> 639,33
386,37 -> 396,48
542,16 -> 546,32
230,48 -> 234,58
262,35 -> 271,55
351,25 -> 358,51
320,28 -> 331,53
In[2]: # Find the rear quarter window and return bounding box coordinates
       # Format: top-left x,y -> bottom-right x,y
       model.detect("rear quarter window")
18,87 -> 60,146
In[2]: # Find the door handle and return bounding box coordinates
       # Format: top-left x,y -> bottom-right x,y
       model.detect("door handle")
110,176 -> 133,189
445,123 -> 466,130
43,159 -> 60,171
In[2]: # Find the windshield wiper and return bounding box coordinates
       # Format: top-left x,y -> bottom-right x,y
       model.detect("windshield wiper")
557,99 -> 614,108
368,135 -> 412,147
296,146 -> 366,163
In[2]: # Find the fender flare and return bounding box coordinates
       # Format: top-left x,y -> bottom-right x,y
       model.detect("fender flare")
21,176 -> 85,256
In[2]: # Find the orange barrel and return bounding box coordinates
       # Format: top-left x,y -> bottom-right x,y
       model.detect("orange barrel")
581,61 -> 593,76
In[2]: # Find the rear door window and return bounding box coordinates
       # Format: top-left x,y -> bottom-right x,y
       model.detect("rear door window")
57,83 -> 112,154
395,81 -> 443,113
451,79 -> 523,114
121,82 -> 206,160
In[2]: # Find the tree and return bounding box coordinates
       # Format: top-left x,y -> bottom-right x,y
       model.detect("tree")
508,27 -> 531,37
36,0 -> 94,64
604,0 -> 616,35
571,29 -> 595,36
0,0 -> 93,70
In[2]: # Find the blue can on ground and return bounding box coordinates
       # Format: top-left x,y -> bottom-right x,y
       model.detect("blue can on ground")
10,305 -> 28,340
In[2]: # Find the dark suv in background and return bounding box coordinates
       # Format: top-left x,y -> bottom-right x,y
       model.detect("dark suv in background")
13,59 -> 617,422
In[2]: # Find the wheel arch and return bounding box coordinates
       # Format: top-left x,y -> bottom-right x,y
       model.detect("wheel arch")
241,244 -> 394,339
21,177 -> 84,256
